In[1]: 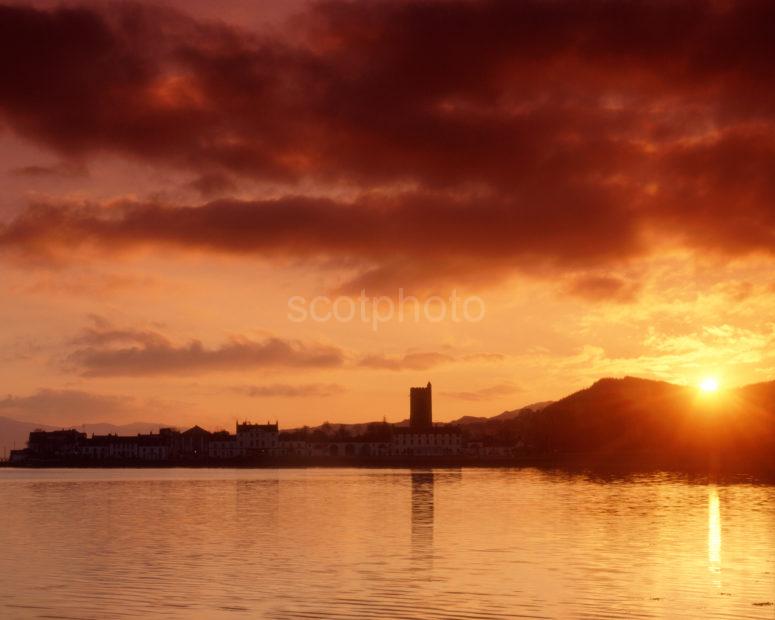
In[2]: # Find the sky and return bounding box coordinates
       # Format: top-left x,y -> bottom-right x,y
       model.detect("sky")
2,0 -> 775,429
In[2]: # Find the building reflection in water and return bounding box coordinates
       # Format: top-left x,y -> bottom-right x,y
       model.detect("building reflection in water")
234,477 -> 280,552
708,486 -> 721,572
411,470 -> 434,569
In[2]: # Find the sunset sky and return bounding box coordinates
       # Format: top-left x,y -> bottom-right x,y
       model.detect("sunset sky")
2,0 -> 775,429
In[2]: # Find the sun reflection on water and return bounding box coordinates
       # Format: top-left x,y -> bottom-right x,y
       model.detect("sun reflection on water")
708,486 -> 721,570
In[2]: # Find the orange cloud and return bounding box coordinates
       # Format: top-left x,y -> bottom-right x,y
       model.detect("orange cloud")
235,384 -> 346,398
64,323 -> 345,377
59,320 -> 499,377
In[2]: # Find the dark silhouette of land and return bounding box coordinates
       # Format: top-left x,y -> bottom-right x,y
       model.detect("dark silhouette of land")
3,377 -> 775,475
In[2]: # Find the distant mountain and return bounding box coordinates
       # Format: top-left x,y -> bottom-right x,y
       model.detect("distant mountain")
450,415 -> 489,424
0,417 -> 51,458
450,401 -> 554,425
0,417 -> 168,459
489,401 -> 554,421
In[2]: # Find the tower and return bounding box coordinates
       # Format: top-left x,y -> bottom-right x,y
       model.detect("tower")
409,382 -> 433,429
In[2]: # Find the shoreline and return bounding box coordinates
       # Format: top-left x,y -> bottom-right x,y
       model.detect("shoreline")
3,452 -> 773,479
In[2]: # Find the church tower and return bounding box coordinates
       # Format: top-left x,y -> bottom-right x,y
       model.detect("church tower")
409,382 -> 433,429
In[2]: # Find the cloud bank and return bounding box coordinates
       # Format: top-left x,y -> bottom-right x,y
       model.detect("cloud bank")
2,1 -> 775,289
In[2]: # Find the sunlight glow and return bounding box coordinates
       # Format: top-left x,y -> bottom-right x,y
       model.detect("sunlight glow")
699,377 -> 719,393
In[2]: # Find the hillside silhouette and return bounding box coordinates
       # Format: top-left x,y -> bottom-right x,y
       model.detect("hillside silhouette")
503,377 -> 775,470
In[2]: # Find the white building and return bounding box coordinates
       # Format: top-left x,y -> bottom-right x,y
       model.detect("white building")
280,440 -> 311,457
81,444 -> 111,459
209,435 -> 243,459
392,428 -> 463,456
236,421 -> 279,456
109,437 -> 139,459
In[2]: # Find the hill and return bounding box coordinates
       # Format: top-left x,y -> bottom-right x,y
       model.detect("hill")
489,401 -> 554,421
444,401 -> 555,426
516,376 -> 775,468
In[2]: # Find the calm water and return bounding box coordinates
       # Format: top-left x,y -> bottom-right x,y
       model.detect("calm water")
1,468 -> 774,619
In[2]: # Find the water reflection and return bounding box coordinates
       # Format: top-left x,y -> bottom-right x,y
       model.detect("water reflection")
1,468 -> 774,619
410,470 -> 434,568
235,478 -> 280,553
708,486 -> 721,570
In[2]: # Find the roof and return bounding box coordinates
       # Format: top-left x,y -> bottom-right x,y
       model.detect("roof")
182,425 -> 212,437
237,422 -> 278,432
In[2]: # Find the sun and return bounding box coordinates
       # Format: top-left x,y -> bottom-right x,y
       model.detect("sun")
699,377 -> 720,393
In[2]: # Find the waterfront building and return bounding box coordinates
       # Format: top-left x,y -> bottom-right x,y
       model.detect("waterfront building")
9,449 -> 29,464
179,425 -> 212,458
81,435 -> 113,459
306,441 -> 392,457
280,440 -> 312,457
236,421 -> 279,456
392,427 -> 463,456
137,434 -> 170,461
28,429 -> 86,457
208,431 -> 242,459
109,435 -> 139,460
11,383 -> 477,463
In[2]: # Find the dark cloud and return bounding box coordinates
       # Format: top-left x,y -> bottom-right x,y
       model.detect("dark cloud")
10,162 -> 87,177
2,1 -> 774,185
3,1 -> 775,286
357,351 -> 502,370
235,383 -> 346,398
358,351 -> 455,371
59,319 -> 498,377
64,323 -> 345,377
0,192 -> 641,288
565,274 -> 642,303
71,324 -> 172,348
188,172 -> 238,197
